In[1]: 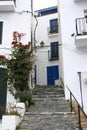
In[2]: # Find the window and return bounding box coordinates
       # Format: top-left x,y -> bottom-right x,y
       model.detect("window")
0,22 -> 3,44
50,19 -> 58,33
51,42 -> 59,59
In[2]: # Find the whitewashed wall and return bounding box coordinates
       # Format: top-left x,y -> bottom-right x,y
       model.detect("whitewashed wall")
35,12 -> 59,85
36,13 -> 58,46
33,0 -> 57,11
0,0 -> 31,57
58,0 -> 87,114
36,47 -> 59,85
0,0 -> 32,104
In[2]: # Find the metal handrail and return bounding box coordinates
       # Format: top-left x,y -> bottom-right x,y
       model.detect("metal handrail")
66,85 -> 87,130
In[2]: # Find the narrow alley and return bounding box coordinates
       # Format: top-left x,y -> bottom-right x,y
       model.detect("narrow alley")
20,85 -> 78,130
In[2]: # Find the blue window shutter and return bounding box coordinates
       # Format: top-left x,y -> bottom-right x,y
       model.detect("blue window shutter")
0,22 -> 3,44
51,42 -> 58,58
50,19 -> 58,33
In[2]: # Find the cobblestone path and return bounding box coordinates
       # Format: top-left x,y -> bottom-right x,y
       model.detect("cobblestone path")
20,86 -> 78,130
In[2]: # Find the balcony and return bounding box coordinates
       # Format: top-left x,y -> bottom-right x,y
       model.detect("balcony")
0,0 -> 16,12
47,27 -> 58,36
75,17 -> 87,48
48,50 -> 59,61
74,0 -> 85,2
74,0 -> 80,2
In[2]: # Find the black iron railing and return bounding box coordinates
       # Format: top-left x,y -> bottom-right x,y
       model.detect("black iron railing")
76,17 -> 87,36
48,50 -> 59,61
47,27 -> 58,35
66,85 -> 87,130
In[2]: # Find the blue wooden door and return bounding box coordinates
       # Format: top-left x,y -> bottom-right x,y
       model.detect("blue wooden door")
0,68 -> 7,119
47,65 -> 59,85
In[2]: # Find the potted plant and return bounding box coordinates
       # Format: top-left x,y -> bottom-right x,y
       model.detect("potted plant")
2,102 -> 25,130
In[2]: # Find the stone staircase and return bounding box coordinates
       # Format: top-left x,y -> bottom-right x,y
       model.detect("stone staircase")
20,85 -> 78,130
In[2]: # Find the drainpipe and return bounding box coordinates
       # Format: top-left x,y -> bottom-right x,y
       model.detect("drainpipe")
31,0 -> 33,49
78,72 -> 83,109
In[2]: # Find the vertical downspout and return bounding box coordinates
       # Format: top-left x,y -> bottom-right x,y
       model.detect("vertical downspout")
31,0 -> 33,88
78,72 -> 83,109
31,0 -> 33,48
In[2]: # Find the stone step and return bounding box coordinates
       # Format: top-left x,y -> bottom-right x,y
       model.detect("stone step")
20,85 -> 78,130
27,105 -> 71,113
33,87 -> 63,92
33,85 -> 64,91
25,111 -> 75,115
20,112 -> 78,130
33,90 -> 64,95
32,97 -> 66,102
28,99 -> 71,113
32,94 -> 65,98
32,96 -> 65,100
35,85 -> 61,88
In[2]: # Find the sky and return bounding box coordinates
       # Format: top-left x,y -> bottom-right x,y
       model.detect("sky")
33,0 -> 57,11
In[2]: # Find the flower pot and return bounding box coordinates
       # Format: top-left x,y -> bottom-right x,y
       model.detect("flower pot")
2,115 -> 19,130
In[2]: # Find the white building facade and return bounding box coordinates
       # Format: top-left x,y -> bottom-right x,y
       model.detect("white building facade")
58,0 -> 87,115
34,6 -> 59,86
0,0 -> 33,118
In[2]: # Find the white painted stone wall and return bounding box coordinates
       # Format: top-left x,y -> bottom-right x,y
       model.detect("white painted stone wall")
58,0 -> 87,114
36,47 -> 59,85
0,0 -> 31,56
35,12 -> 59,85
0,0 -> 32,104
33,0 -> 57,11
36,13 -> 58,46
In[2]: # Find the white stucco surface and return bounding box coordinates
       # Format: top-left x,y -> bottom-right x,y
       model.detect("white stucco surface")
33,0 -> 57,11
35,10 -> 59,85
58,0 -> 87,114
0,0 -> 31,56
0,0 -> 32,107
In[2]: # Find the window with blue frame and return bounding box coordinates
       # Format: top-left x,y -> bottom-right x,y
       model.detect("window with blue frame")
50,42 -> 59,59
50,19 -> 58,33
0,22 -> 3,44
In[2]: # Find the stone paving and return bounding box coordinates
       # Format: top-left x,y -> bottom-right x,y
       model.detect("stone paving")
20,86 -> 79,130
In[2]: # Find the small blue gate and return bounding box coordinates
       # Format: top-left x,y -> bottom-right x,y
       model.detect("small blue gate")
47,65 -> 59,85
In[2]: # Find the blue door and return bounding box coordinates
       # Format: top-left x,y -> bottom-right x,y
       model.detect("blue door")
0,68 -> 7,119
47,65 -> 59,85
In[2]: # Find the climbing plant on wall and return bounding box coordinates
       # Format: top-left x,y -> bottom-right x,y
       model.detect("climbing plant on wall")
0,31 -> 35,107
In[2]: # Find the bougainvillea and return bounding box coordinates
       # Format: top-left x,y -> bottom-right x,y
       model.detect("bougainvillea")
0,31 -> 34,107
0,55 -> 6,65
